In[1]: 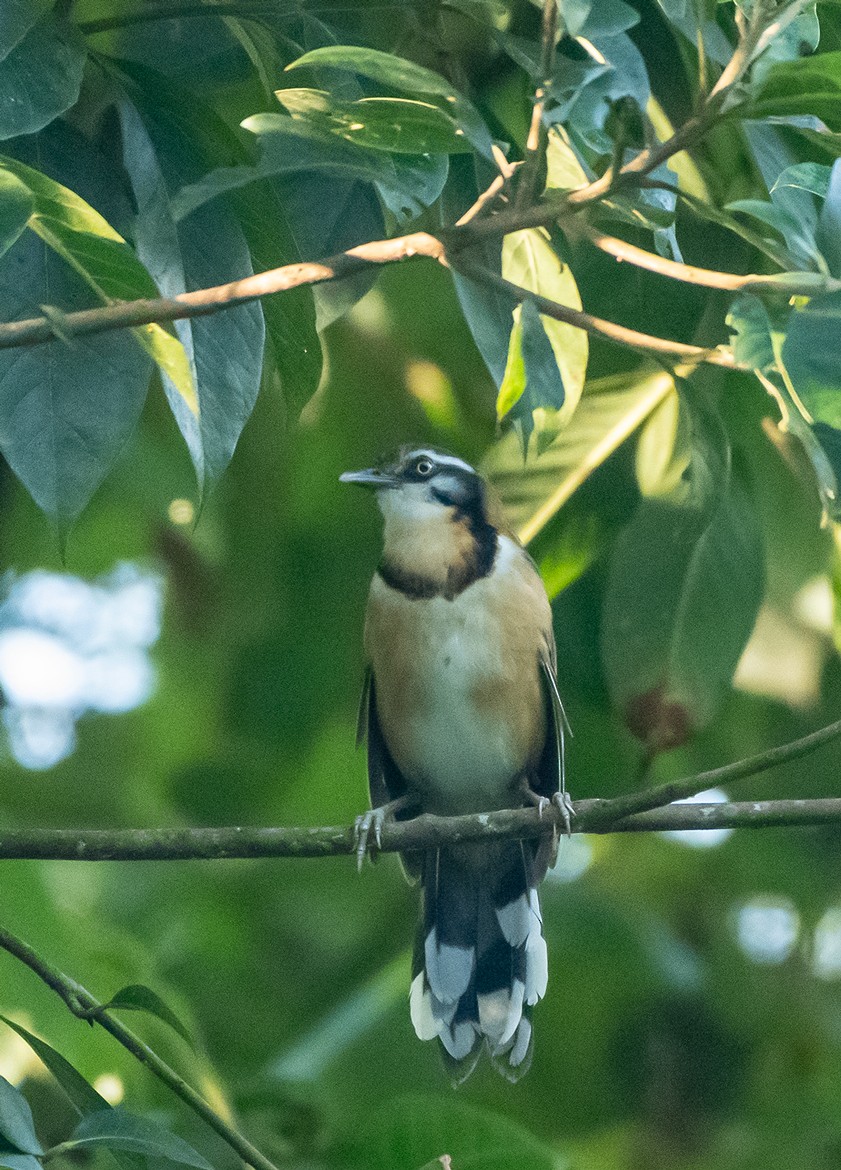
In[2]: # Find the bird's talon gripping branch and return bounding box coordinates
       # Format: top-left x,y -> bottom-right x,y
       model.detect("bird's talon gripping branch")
354,809 -> 385,871
553,791 -> 575,836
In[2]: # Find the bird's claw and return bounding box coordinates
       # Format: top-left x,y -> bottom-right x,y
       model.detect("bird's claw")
534,796 -> 550,819
354,808 -> 387,872
552,791 -> 575,837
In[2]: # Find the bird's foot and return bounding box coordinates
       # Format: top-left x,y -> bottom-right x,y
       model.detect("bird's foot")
552,791 -> 575,837
354,808 -> 388,872
353,795 -> 415,871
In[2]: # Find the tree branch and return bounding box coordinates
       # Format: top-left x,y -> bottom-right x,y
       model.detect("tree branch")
0,928 -> 279,1170
452,257 -> 737,365
583,228 -> 841,297
0,719 -> 832,861
515,0 -> 558,210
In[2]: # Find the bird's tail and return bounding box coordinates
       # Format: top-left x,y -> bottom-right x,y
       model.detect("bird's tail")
409,841 -> 548,1083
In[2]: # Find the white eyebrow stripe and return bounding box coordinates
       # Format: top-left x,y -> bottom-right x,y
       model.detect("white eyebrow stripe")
407,449 -> 476,474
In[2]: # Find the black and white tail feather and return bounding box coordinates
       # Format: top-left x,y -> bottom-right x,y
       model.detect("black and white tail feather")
359,664 -> 565,1082
409,842 -> 548,1082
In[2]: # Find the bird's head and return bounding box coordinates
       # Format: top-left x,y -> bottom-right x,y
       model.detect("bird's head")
340,447 -> 485,525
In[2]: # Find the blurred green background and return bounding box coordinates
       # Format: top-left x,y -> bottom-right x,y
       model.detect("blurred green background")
1,0 -> 841,1166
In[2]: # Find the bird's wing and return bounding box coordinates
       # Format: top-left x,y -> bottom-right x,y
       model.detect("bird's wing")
358,666 -> 422,882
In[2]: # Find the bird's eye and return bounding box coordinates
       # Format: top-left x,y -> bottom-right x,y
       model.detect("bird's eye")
415,459 -> 434,477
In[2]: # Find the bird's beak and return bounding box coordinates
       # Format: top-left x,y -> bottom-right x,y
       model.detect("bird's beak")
339,468 -> 399,489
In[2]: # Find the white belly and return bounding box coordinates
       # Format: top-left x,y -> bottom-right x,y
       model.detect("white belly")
407,592 -> 520,811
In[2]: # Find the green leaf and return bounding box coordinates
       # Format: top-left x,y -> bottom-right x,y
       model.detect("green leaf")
285,45 -> 494,159
782,291 -> 841,430
342,1093 -> 555,1170
0,156 -> 197,417
0,1016 -> 108,1117
0,1152 -> 41,1170
0,12 -> 86,139
103,984 -> 194,1048
0,170 -> 32,260
172,115 -> 445,226
65,1109 -> 213,1169
0,201 -> 152,527
275,88 -> 473,154
499,227 -> 588,445
498,300 -> 568,453
0,0 -> 53,60
117,78 -> 265,491
484,366 -> 675,541
749,52 -> 841,129
0,1078 -> 41,1157
601,388 -> 764,750
770,162 -> 831,200
726,294 -> 778,373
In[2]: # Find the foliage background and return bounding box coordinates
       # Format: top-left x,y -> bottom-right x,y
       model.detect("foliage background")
1,0 -> 841,1167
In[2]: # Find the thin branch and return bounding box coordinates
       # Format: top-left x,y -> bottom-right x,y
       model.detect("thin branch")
583,228 -> 841,296
586,715 -> 841,825
452,257 -> 737,365
0,928 -> 279,1170
0,233 -> 446,351
0,799 -> 834,864
515,0 -> 558,210
0,720 -> 831,861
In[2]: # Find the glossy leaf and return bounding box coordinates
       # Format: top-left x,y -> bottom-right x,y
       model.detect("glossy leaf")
484,367 -> 675,540
0,170 -> 32,259
119,81 -> 264,491
0,12 -> 85,139
498,300 -> 568,453
499,227 -> 588,447
0,156 -> 195,415
0,209 -> 152,527
173,114 -> 445,227
285,46 -> 494,159
0,1078 -> 41,1157
104,983 -> 194,1048
275,88 -> 472,154
65,1109 -> 213,1169
770,162 -> 831,200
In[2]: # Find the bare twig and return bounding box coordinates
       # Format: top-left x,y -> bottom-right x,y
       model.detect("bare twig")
583,227 -> 841,296
0,719 -> 834,859
515,0 -> 558,210
0,928 -> 279,1170
452,257 -> 737,365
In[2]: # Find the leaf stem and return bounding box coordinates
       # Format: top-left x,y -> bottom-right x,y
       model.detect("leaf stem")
515,0 -> 558,210
0,929 -> 280,1170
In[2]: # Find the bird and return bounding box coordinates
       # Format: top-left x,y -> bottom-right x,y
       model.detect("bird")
340,446 -> 571,1083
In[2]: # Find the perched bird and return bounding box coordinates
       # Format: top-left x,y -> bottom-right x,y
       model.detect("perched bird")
340,446 -> 571,1082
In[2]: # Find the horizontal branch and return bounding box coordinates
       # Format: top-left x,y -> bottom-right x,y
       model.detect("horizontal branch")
0,717 -> 834,861
0,799 -> 836,864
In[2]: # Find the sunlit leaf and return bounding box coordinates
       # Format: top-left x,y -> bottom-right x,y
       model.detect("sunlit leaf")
276,88 -> 472,154
285,45 -> 495,159
0,156 -> 196,416
499,227 -> 588,447
484,367 -> 675,540
0,170 -> 32,259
